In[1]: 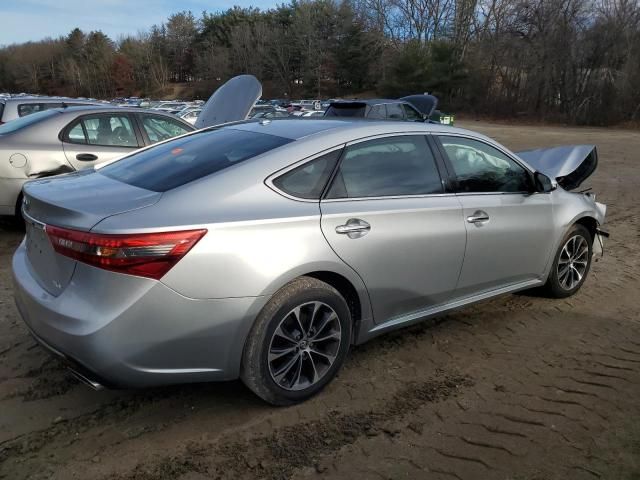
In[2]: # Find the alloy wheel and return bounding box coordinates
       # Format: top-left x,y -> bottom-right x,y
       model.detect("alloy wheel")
557,234 -> 589,290
268,301 -> 342,391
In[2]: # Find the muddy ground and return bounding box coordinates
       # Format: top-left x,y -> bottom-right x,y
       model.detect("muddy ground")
0,121 -> 639,480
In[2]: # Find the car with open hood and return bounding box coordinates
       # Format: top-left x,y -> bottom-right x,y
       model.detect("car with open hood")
12,116 -> 607,405
324,95 -> 454,125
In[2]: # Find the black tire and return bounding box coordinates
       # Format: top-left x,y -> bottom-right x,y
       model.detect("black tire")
241,276 -> 352,406
543,224 -> 593,298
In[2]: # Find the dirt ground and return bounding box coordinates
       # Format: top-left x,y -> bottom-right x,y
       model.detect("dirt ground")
1,121 -> 639,480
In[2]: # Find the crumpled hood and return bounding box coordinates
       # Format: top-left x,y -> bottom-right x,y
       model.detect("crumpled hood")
516,144 -> 598,191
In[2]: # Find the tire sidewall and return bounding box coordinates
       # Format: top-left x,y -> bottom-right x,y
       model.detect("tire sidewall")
242,278 -> 352,405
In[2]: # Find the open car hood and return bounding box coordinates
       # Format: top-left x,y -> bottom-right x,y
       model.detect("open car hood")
195,75 -> 262,129
400,94 -> 438,117
516,144 -> 598,191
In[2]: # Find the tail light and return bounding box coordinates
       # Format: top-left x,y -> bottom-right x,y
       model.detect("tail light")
45,226 -> 207,280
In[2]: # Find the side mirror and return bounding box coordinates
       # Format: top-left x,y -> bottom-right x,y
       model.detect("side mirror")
534,171 -> 555,193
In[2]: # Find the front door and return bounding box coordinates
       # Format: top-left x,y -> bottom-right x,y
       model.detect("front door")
436,135 -> 556,296
320,134 -> 466,324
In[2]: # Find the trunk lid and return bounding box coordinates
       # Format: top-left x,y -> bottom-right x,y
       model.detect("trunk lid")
516,144 -> 597,191
22,169 -> 161,296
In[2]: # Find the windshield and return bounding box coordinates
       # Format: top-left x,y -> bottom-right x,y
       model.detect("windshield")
99,128 -> 292,192
0,109 -> 59,134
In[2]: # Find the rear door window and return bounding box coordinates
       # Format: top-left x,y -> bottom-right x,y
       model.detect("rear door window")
326,135 -> 443,198
0,101 -> 5,122
99,128 -> 292,192
64,115 -> 138,147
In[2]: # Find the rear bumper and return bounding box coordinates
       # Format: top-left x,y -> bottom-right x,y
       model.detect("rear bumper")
12,240 -> 268,388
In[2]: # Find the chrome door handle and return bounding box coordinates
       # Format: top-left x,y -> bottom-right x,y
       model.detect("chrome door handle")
335,219 -> 370,238
466,211 -> 490,224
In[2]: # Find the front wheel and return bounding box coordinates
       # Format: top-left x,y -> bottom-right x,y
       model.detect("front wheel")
241,277 -> 352,405
543,224 -> 593,298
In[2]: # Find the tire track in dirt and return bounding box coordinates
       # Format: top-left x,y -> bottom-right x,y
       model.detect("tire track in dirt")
108,371 -> 474,480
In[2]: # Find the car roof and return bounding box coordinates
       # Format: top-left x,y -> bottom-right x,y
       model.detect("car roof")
1,97 -> 100,105
226,118 -> 479,142
49,105 -> 184,116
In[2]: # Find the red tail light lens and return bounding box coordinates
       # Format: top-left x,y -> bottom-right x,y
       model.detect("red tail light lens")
45,226 -> 207,280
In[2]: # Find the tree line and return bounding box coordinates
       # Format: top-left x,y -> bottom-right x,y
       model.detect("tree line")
0,0 -> 638,125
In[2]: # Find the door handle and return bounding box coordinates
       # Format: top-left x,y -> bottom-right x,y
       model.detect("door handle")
466,210 -> 490,224
335,219 -> 370,239
76,153 -> 98,161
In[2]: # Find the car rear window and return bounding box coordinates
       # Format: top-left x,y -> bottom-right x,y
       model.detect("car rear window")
324,103 -> 366,118
99,128 -> 292,192
0,109 -> 58,134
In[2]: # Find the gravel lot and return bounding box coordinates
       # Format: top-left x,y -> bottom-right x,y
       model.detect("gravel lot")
1,120 -> 639,480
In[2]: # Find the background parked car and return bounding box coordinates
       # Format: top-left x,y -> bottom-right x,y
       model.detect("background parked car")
0,97 -> 102,124
324,97 -> 454,125
0,106 -> 194,219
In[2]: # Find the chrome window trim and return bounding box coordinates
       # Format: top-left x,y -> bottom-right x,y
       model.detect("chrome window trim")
321,192 -> 457,203
265,131 -> 538,202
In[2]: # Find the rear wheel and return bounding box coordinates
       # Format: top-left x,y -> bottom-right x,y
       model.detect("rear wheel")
241,276 -> 352,405
543,224 -> 593,298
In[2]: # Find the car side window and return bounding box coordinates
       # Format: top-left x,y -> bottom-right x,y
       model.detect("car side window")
386,103 -> 405,120
403,104 -> 421,121
326,135 -> 442,199
78,115 -> 138,147
18,104 -> 44,117
439,136 -> 531,193
67,122 -> 87,144
141,115 -> 191,144
272,149 -> 342,199
367,104 -> 386,120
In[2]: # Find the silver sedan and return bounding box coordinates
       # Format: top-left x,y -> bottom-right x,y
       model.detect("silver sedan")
0,106 -> 194,218
12,119 -> 607,405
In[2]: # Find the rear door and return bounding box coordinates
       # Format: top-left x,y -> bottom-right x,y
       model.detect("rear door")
61,113 -> 141,170
320,134 -> 466,324
435,134 -> 556,296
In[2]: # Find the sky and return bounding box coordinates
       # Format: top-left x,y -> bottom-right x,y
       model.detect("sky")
0,0 -> 278,46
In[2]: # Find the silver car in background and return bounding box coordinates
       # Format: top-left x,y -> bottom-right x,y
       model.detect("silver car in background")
0,106 -> 194,218
0,97 -> 101,124
12,119 -> 607,405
